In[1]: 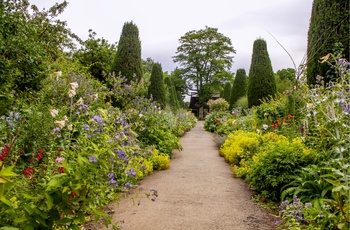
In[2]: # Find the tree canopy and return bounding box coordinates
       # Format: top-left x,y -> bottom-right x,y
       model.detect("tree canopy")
149,63 -> 166,108
173,26 -> 236,101
230,68 -> 247,108
247,38 -> 276,107
113,21 -> 143,83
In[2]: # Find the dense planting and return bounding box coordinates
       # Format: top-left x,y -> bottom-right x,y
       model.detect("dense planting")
205,55 -> 350,229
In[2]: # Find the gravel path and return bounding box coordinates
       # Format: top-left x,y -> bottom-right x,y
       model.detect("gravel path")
101,121 -> 276,230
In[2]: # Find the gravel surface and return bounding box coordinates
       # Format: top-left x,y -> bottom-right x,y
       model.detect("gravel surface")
98,121 -> 276,230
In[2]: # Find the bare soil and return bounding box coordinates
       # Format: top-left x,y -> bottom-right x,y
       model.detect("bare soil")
97,121 -> 276,230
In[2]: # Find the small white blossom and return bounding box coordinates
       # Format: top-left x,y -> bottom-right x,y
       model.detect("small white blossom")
262,124 -> 268,130
68,89 -> 76,98
70,82 -> 79,90
76,97 -> 84,106
67,124 -> 73,130
49,109 -> 59,118
54,120 -> 65,128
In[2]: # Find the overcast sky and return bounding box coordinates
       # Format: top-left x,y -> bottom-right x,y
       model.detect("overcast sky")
30,0 -> 313,74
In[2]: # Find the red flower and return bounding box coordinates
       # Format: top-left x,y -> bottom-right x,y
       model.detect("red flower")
215,119 -> 220,124
36,153 -> 42,161
71,191 -> 78,198
0,144 -> 11,161
283,118 -> 287,123
58,166 -> 65,173
24,168 -> 34,178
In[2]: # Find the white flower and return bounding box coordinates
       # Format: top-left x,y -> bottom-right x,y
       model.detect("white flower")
70,82 -> 79,90
68,89 -> 76,98
54,120 -> 65,128
63,115 -> 68,122
256,129 -> 261,134
93,93 -> 98,101
67,124 -> 73,130
54,71 -> 62,77
76,97 -> 84,106
262,124 -> 268,130
49,109 -> 59,118
139,113 -> 143,118
306,103 -> 314,110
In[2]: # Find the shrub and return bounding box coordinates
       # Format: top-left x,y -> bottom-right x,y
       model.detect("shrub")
220,131 -> 260,166
204,111 -> 232,132
207,98 -> 229,112
248,137 -> 315,201
151,149 -> 170,170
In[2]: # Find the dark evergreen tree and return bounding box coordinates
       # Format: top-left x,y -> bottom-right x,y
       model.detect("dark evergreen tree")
113,21 -> 143,83
247,38 -> 276,107
149,63 -> 166,108
230,68 -> 247,108
307,0 -> 349,86
222,82 -> 231,103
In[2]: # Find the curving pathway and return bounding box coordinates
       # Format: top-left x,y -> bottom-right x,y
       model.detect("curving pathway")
101,121 -> 276,230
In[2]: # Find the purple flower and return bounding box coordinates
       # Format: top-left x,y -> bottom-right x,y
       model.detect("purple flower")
107,172 -> 114,178
123,182 -> 133,190
91,115 -> 104,125
109,178 -> 118,186
83,124 -> 90,132
55,157 -> 65,163
127,168 -> 137,177
88,156 -> 98,162
150,195 -> 156,201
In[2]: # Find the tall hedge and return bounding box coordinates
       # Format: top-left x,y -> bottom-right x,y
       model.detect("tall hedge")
247,38 -> 276,108
222,82 -> 231,103
149,63 -> 166,108
307,0 -> 349,86
113,21 -> 143,83
230,68 -> 247,108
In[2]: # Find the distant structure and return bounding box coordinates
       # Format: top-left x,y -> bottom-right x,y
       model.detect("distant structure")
189,92 -> 220,119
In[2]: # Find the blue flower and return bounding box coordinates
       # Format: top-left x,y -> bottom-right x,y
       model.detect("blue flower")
91,115 -> 104,125
88,156 -> 98,162
127,168 -> 136,177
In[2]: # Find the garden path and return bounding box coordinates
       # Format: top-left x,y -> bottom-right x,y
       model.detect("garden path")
98,121 -> 276,230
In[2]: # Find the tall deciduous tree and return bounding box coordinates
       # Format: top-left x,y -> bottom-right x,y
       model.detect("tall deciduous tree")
247,38 -> 276,107
74,30 -> 116,82
173,27 -> 235,102
113,21 -> 143,83
149,63 -> 166,108
307,0 -> 349,86
0,0 -> 75,91
230,68 -> 247,108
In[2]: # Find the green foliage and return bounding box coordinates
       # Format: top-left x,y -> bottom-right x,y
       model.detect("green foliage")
203,111 -> 233,132
307,0 -> 349,86
113,21 -> 143,83
222,82 -> 231,103
230,68 -> 247,108
74,30 -> 117,82
207,98 -> 229,112
148,63 -> 166,108
249,137 -> 316,201
247,38 -> 277,107
0,0 -> 76,92
234,96 -> 248,109
173,26 -> 236,96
